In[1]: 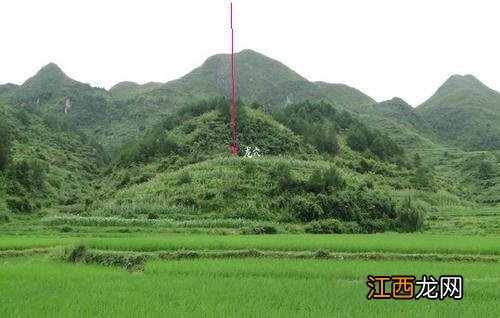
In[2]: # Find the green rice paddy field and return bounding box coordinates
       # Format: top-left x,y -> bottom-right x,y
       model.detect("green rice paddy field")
0,207 -> 499,317
0,258 -> 498,317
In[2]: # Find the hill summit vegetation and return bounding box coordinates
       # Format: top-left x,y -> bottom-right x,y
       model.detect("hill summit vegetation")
0,50 -> 499,233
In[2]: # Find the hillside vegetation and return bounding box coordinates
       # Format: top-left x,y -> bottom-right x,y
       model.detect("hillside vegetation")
0,49 -> 499,233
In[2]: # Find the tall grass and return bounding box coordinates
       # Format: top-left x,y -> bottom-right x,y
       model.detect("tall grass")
1,233 -> 498,255
41,216 -> 259,228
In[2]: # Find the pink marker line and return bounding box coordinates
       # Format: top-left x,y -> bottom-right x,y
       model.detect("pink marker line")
229,2 -> 238,156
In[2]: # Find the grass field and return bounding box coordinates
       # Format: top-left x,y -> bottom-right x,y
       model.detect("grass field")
0,258 -> 498,317
1,206 -> 499,317
0,233 -> 498,255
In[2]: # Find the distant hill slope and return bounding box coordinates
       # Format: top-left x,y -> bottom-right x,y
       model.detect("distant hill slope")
0,103 -> 105,214
0,64 -> 179,153
417,75 -> 500,151
137,50 -> 374,111
355,98 -> 438,150
155,49 -> 307,102
256,80 -> 374,109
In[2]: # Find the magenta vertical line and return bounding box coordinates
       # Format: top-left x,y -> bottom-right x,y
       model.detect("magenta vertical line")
230,2 -> 237,155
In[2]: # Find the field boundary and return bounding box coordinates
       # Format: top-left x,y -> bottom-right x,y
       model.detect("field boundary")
47,246 -> 499,271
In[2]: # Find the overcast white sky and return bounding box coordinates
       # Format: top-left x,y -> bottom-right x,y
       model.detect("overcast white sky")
1,0 -> 499,105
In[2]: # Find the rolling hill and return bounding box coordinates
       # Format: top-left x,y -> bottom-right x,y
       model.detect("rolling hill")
417,74 -> 500,151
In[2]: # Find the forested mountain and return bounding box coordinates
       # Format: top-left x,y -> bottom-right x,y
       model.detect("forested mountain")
0,102 -> 105,215
1,50 -> 499,223
417,74 -> 500,151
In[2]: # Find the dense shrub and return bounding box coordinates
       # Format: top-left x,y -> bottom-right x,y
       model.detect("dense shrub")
243,161 -> 258,176
147,212 -> 159,220
60,226 -> 73,232
6,197 -> 33,213
288,196 -> 323,222
305,219 -> 344,234
478,161 -> 495,179
346,125 -> 403,159
306,169 -> 324,193
0,213 -> 10,223
411,166 -> 434,189
241,224 -> 278,235
177,171 -> 192,185
67,245 -> 87,263
274,101 -> 341,155
323,166 -> 345,191
316,192 -> 359,221
270,163 -> 299,192
7,159 -> 47,191
0,122 -> 10,170
397,197 -> 426,232
358,219 -> 390,233
306,167 -> 345,194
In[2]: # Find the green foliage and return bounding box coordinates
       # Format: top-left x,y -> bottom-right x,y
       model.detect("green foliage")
0,213 -> 10,223
397,197 -> 426,232
418,74 -> 500,151
7,159 -> 48,191
305,219 -> 344,234
323,167 -> 346,191
241,224 -> 278,235
274,101 -> 343,156
346,124 -> 403,159
413,153 -> 422,168
6,197 -> 33,214
478,161 -> 495,179
288,196 -> 323,222
306,169 -> 324,193
271,163 -> 299,192
0,121 -> 10,170
307,167 -> 345,194
411,166 -> 434,190
177,171 -> 192,185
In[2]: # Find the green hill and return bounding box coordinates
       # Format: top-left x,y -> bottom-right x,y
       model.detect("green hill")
155,49 -> 307,102
256,80 -> 374,109
0,102 -> 106,216
417,74 -> 500,151
1,64 -> 178,153
355,98 -> 439,150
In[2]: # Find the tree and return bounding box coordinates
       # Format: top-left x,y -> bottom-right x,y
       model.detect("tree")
478,161 -> 495,179
316,125 -> 340,155
323,166 -> 345,191
411,166 -> 433,189
346,127 -> 368,152
0,122 -> 10,170
413,153 -> 422,168
306,169 -> 324,193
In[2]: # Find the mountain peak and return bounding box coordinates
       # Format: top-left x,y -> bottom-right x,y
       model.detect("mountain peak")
37,62 -> 66,77
23,62 -> 70,85
439,74 -> 489,92
386,97 -> 411,106
167,49 -> 307,101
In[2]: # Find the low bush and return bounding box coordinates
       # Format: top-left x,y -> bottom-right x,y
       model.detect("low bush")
0,213 -> 10,223
147,212 -> 159,220
6,197 -> 33,213
305,219 -> 344,234
397,197 -> 426,232
358,219 -> 389,233
288,196 -> 323,222
241,225 -> 278,235
60,226 -> 73,232
177,171 -> 192,185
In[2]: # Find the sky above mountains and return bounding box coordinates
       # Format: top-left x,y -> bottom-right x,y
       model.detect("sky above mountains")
1,0 -> 499,106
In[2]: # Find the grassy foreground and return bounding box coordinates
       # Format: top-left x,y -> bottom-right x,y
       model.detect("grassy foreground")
0,258 -> 498,317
